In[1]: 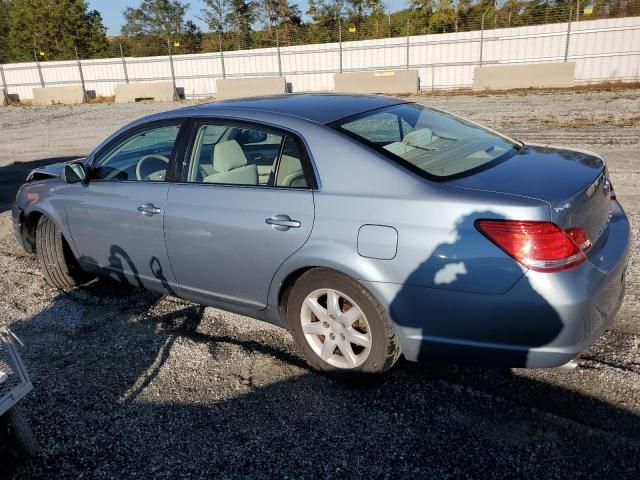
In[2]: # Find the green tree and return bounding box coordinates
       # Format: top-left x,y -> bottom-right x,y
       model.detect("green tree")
345,0 -> 384,31
307,0 -> 344,22
429,0 -> 456,32
261,0 -> 303,28
259,0 -> 302,44
0,0 -> 12,63
202,0 -> 257,49
202,0 -> 229,32
226,0 -> 257,48
455,0 -> 474,30
122,0 -> 190,40
521,0 -> 551,24
179,19 -> 204,52
7,0 -> 109,61
409,0 -> 434,33
78,9 -> 110,57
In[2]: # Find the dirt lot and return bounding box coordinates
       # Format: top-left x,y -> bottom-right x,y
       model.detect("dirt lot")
0,89 -> 639,478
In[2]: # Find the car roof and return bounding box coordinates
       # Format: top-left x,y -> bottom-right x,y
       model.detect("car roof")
189,93 -> 408,124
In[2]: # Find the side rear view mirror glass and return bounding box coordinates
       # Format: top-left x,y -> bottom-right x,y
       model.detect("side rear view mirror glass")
240,129 -> 267,144
63,163 -> 87,184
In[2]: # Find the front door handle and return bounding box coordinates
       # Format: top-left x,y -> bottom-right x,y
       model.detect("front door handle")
137,203 -> 162,217
266,214 -> 301,231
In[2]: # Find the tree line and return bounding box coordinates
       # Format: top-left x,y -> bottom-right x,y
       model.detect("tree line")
0,0 -> 638,62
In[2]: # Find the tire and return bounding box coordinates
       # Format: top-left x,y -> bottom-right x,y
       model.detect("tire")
35,215 -> 93,289
0,407 -> 38,460
286,268 -> 400,376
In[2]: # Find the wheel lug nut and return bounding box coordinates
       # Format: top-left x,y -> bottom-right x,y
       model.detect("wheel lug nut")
323,321 -> 330,328
329,333 -> 336,340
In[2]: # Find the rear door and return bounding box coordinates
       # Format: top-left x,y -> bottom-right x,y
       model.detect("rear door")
163,119 -> 316,309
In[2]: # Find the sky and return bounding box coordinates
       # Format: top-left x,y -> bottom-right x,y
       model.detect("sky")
88,0 -> 409,35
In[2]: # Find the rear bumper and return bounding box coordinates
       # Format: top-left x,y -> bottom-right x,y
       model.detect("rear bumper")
364,201 -> 630,368
524,200 -> 629,367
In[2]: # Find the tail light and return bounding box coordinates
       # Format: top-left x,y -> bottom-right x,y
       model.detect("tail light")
475,220 -> 591,272
565,227 -> 592,251
606,177 -> 616,201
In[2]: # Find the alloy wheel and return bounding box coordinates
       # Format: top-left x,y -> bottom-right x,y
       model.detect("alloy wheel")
300,288 -> 372,369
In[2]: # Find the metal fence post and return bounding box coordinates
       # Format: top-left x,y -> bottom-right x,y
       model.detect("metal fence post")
564,8 -> 573,62
431,66 -> 435,92
119,44 -> 129,84
276,27 -> 282,77
338,18 -> 343,73
218,32 -> 226,79
406,19 -> 410,70
479,13 -> 485,67
167,39 -> 178,101
75,47 -> 88,103
0,64 -> 9,106
33,50 -> 45,87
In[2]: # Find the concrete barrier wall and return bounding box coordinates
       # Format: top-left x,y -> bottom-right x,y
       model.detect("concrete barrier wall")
115,82 -> 175,103
334,70 -> 419,94
472,62 -> 576,91
215,76 -> 287,100
32,86 -> 84,105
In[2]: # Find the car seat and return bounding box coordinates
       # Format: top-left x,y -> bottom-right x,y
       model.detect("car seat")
204,140 -> 258,185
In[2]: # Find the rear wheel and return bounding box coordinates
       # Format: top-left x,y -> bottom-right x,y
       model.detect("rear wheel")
35,215 -> 94,289
287,268 -> 400,375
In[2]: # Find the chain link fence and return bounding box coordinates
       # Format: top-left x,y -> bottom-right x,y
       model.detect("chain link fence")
2,3 -> 640,104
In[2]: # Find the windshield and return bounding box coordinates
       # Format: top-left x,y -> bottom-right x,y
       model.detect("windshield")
332,103 -> 519,179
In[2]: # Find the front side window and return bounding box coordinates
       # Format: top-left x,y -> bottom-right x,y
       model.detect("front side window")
332,103 -> 518,179
93,123 -> 182,182
186,122 -> 309,188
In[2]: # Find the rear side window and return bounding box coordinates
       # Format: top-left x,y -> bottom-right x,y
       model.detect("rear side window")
186,121 -> 310,188
275,136 -> 309,188
332,103 -> 518,179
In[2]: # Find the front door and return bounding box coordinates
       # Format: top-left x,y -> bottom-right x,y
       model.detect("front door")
164,120 -> 316,309
66,121 -> 185,294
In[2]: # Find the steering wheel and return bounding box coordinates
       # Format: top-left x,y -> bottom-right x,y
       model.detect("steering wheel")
136,154 -> 170,181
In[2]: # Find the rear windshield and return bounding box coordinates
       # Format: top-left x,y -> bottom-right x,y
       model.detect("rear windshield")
331,103 -> 518,179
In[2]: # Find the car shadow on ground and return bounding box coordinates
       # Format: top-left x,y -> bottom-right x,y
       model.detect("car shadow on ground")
1,274 -> 639,478
0,157 -> 81,214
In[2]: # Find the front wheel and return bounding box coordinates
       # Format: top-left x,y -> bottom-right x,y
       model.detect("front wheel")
287,268 -> 400,375
35,215 -> 94,289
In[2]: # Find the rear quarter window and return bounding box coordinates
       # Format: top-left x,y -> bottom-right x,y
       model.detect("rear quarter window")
332,103 -> 519,179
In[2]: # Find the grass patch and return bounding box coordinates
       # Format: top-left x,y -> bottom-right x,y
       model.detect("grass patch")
87,95 -> 116,104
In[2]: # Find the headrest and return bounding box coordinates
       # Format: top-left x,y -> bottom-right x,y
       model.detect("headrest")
214,140 -> 247,172
403,128 -> 433,146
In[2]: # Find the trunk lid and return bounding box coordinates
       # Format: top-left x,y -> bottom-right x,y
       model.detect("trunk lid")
449,144 -> 612,247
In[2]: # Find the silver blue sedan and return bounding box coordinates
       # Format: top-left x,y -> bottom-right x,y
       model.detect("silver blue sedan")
12,94 -> 630,374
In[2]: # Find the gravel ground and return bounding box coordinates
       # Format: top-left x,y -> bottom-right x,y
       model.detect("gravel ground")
0,89 -> 639,478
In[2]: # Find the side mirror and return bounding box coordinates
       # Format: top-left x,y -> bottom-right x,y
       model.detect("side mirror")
240,129 -> 267,144
62,162 -> 87,184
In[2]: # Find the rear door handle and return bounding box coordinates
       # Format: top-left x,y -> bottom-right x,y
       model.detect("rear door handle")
137,203 -> 162,217
266,214 -> 301,231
